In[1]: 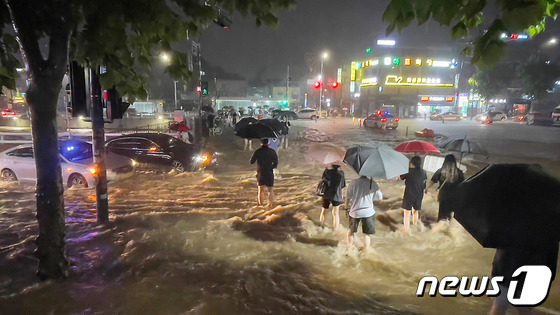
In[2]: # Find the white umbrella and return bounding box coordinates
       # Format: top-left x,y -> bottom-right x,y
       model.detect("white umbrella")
343,145 -> 409,179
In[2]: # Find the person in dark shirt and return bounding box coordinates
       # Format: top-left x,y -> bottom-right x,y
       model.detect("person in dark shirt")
250,138 -> 278,206
425,154 -> 465,221
319,163 -> 346,229
490,243 -> 559,314
398,156 -> 427,232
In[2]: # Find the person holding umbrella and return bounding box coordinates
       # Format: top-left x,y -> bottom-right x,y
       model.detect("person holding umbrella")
398,156 -> 427,232
345,175 -> 383,252
319,162 -> 346,229
424,154 -> 464,221
250,138 -> 278,207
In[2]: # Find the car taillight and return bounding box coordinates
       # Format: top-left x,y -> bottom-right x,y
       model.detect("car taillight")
381,118 -> 387,122
149,147 -> 157,152
394,118 -> 399,122
1,112 -> 5,116
11,112 -> 15,115
201,154 -> 210,164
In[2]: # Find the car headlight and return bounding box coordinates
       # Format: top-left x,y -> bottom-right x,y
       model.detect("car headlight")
131,159 -> 138,166
89,167 -> 98,175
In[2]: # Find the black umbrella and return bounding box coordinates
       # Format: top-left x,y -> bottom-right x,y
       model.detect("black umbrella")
441,136 -> 488,163
235,123 -> 279,139
440,164 -> 560,249
235,117 -> 258,133
201,105 -> 214,113
259,118 -> 288,135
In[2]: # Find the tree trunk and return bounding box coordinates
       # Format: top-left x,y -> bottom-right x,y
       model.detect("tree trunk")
26,77 -> 69,279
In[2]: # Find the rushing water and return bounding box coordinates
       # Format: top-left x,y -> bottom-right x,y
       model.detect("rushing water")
1,121 -> 559,314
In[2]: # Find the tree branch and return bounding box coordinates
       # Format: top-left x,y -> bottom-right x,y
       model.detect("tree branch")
5,0 -> 47,77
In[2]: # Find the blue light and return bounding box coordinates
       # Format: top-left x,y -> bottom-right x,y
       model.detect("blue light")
66,146 -> 74,151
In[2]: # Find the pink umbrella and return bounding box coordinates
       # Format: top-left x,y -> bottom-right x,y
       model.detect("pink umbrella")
308,143 -> 346,165
395,141 -> 440,154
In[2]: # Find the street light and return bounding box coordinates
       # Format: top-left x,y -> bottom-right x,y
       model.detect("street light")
319,51 -> 328,114
160,53 -> 179,109
548,38 -> 557,45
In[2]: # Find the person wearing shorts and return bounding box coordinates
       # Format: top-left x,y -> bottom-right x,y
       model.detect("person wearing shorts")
345,175 -> 383,251
319,163 -> 345,229
250,138 -> 278,206
398,156 -> 427,232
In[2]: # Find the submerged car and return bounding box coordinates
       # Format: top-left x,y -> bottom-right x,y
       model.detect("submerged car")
364,112 -> 399,129
105,133 -> 218,173
296,108 -> 319,120
1,145 -> 86,188
0,139 -> 136,188
272,110 -> 298,120
475,111 -> 507,122
430,111 -> 463,121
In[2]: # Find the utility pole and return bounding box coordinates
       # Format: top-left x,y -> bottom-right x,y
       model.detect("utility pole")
174,80 -> 178,109
90,67 -> 109,223
286,66 -> 290,105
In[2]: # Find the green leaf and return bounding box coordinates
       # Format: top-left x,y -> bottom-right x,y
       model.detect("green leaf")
451,22 -> 468,40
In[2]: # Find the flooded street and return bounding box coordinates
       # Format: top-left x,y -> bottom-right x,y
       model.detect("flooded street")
1,118 -> 559,314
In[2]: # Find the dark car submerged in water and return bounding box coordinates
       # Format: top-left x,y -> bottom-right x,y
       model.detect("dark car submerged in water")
106,133 -> 218,173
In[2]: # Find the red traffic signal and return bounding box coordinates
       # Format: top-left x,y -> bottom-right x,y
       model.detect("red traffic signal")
331,81 -> 339,88
313,81 -> 321,89
196,86 -> 202,93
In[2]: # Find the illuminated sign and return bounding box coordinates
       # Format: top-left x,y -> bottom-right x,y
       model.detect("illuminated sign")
350,81 -> 355,93
361,77 -> 378,86
385,75 -> 454,87
432,60 -> 450,67
420,96 -> 455,102
354,58 -> 455,68
351,62 -> 357,81
337,68 -> 342,83
377,39 -> 396,46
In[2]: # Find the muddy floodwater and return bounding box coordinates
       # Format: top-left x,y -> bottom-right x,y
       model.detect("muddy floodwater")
1,119 -> 559,314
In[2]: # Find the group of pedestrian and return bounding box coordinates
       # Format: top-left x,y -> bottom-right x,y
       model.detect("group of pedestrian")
316,154 -> 464,250
244,116 -> 291,151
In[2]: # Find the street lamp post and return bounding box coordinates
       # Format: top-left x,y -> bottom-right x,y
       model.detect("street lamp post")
319,52 -> 328,114
174,80 -> 178,109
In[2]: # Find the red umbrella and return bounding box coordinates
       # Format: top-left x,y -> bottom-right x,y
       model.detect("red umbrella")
169,122 -> 191,132
395,141 -> 440,154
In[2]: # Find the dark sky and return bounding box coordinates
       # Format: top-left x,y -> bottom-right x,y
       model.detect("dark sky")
199,0 -> 458,83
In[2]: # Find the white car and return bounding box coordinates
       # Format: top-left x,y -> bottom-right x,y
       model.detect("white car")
297,108 -> 319,120
0,145 -> 96,188
0,140 -> 135,188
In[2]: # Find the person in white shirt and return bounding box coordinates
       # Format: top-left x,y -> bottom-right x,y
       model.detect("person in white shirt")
345,175 -> 383,252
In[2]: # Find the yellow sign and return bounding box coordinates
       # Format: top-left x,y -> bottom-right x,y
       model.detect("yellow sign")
385,75 -> 454,87
361,77 -> 378,86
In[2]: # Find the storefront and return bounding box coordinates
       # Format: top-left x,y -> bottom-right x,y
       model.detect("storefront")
418,95 -> 456,116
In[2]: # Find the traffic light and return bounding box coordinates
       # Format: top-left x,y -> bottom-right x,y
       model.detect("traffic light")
69,61 -> 89,118
105,87 -> 130,121
313,81 -> 320,89
201,81 -> 209,95
331,81 -> 339,89
282,99 -> 289,107
196,86 -> 202,93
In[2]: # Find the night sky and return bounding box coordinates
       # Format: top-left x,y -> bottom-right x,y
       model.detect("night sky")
200,0 -> 459,83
